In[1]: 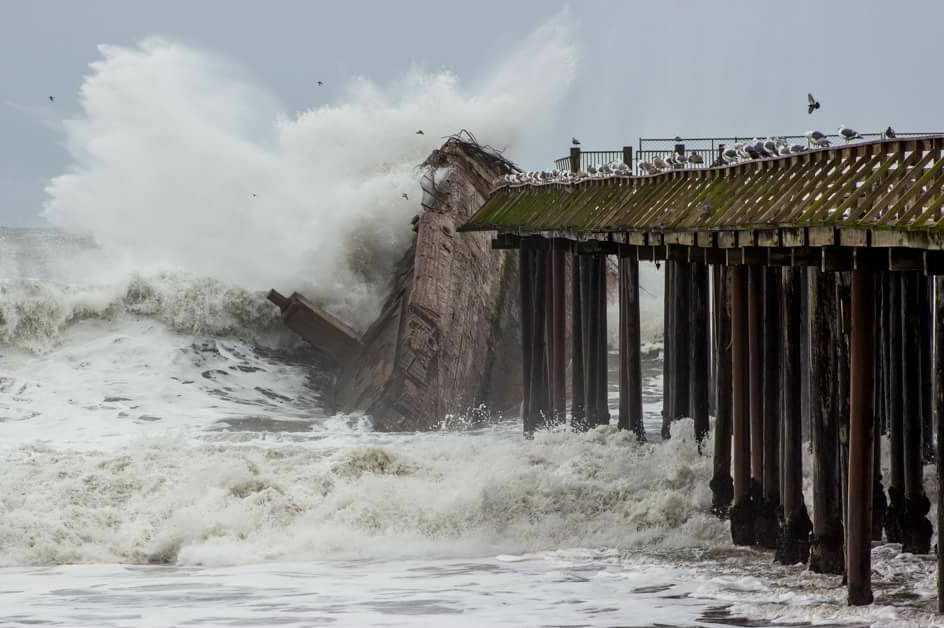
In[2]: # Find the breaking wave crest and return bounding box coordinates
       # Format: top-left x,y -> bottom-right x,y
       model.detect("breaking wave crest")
0,421 -> 725,567
0,273 -> 284,352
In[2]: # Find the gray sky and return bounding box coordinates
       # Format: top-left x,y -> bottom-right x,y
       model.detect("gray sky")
3,0 -> 943,227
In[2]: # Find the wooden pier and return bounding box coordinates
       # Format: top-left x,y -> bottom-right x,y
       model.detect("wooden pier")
461,136 -> 944,608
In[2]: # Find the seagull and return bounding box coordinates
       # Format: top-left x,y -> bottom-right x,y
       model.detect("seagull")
316,81 -> 324,86
838,125 -> 862,142
814,137 -> 832,148
652,156 -> 668,171
688,153 -> 704,165
807,93 -> 820,114
744,145 -> 762,160
401,193 -> 409,200
416,130 -> 424,135
572,137 -> 581,146
885,126 -> 897,139
806,130 -> 827,144
722,148 -> 739,163
250,193 -> 257,198
763,139 -> 779,156
790,144 -> 807,154
638,161 -> 657,175
48,95 -> 55,102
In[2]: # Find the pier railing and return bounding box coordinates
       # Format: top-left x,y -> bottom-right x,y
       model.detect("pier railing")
555,133 -> 940,175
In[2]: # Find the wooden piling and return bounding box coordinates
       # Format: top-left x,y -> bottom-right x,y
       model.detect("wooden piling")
571,251 -> 586,428
528,241 -> 551,431
547,239 -> 567,424
748,266 -> 765,521
673,259 -> 691,423
777,267 -> 812,565
847,267 -> 876,605
690,262 -> 710,444
757,267 -> 781,549
920,276 -> 935,463
934,275 -> 944,613
836,273 -> 851,552
662,261 -> 675,438
809,268 -> 844,574
886,273 -> 905,543
872,275 -> 887,542
711,265 -> 734,518
901,272 -> 933,554
618,251 -> 645,439
520,239 -> 535,433
730,265 -> 754,545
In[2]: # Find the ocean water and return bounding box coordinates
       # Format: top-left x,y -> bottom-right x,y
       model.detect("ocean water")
2,228 -> 943,627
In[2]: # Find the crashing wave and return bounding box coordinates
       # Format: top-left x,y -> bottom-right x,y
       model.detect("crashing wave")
0,273 -> 284,352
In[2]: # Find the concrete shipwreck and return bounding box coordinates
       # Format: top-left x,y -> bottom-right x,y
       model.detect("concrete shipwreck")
270,134 -> 522,430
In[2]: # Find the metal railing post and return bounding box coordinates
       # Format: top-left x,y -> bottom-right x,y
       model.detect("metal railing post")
569,146 -> 581,173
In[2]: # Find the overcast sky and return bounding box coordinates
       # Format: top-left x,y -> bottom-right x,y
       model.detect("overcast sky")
3,0 -> 943,227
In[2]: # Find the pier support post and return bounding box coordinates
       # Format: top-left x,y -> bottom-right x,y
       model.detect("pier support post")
579,252 -> 609,429
756,267 -> 781,549
748,266 -> 765,536
711,265 -> 734,517
730,265 -> 754,545
547,239 -> 567,424
519,238 -> 550,434
690,261 -> 710,444
663,258 -> 691,438
777,267 -> 812,565
901,272 -> 933,554
663,261 -> 675,437
572,251 -> 585,427
809,268 -> 844,574
886,273 -> 905,543
872,276 -> 887,542
934,275 -> 944,612
618,250 -> 645,439
847,268 -> 876,606
920,276 -> 934,463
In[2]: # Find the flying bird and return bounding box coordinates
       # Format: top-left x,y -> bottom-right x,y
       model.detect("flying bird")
250,193 -> 257,198
572,137 -> 581,146
839,125 -> 862,142
807,93 -> 820,114
401,193 -> 409,200
885,126 -> 897,139
416,130 -> 424,135
316,81 -> 324,86
48,96 -> 55,102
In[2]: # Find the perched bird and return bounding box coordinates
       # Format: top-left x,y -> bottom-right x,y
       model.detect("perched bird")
763,139 -> 779,156
885,126 -> 897,139
807,93 -> 820,114
688,153 -> 704,165
813,137 -> 832,148
722,148 -> 739,164
790,144 -> 807,154
572,137 -> 581,146
805,130 -> 827,144
675,152 -> 688,165
587,164 -> 598,175
401,193 -> 409,200
48,95 -> 55,102
638,161 -> 657,175
838,125 -> 863,142
416,130 -> 424,135
652,156 -> 668,171
744,145 -> 761,160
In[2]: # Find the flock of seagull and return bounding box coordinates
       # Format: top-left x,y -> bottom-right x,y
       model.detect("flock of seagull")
500,124 -> 899,187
